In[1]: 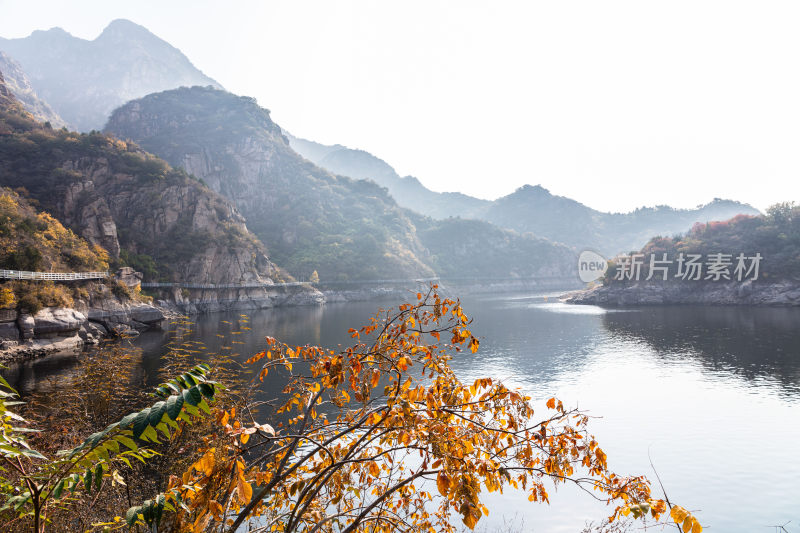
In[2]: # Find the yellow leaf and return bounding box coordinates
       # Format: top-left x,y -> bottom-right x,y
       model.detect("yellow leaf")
671,506 -> 689,523
369,462 -> 380,478
209,500 -> 224,521
436,472 -> 450,496
692,521 -> 703,533
462,507 -> 479,529
237,472 -> 253,504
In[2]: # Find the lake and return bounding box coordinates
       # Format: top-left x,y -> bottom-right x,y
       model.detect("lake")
6,290 -> 800,532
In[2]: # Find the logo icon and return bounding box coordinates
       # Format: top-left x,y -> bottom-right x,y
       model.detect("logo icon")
578,250 -> 608,283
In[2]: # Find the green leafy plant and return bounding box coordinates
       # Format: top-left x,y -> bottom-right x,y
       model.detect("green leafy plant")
0,364 -> 221,533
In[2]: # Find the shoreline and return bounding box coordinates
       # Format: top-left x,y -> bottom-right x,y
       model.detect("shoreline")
564,279 -> 800,307
1,278 -> 580,363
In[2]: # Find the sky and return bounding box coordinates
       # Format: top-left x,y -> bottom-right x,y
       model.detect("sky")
0,0 -> 798,213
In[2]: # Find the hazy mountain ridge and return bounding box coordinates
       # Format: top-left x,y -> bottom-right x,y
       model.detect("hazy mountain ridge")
288,134 -> 490,218
0,19 -> 222,132
106,87 -> 578,283
291,136 -> 760,256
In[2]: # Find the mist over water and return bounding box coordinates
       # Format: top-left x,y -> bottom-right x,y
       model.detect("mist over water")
6,291 -> 800,532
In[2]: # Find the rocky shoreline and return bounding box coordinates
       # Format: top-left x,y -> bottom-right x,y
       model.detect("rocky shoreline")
564,279 -> 800,306
0,301 -> 165,364
1,277 -> 582,363
0,279 -> 325,363
321,278 -> 581,303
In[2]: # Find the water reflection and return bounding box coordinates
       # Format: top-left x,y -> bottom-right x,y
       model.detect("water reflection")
3,292 -> 800,532
602,305 -> 800,396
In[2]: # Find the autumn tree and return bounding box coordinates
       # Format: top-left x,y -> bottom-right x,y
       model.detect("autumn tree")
121,286 -> 701,533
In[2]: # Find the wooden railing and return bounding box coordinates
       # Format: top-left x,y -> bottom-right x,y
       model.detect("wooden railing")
0,270 -> 109,281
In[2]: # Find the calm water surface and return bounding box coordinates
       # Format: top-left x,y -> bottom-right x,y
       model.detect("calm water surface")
7,291 -> 800,532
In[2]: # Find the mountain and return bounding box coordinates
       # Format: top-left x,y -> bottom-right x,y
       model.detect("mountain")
106,87 -> 578,284
0,19 -> 221,132
0,51 -> 66,128
106,87 -> 436,282
288,135 -> 489,218
482,185 -> 760,256
291,138 -> 760,256
0,70 -> 274,287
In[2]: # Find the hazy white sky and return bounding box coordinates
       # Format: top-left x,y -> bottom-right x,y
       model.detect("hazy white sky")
0,0 -> 798,213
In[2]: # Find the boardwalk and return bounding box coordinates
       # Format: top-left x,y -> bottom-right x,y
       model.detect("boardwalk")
140,281 -> 310,290
0,269 -> 108,281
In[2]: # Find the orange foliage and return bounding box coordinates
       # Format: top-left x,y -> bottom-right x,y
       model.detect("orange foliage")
154,287 -> 699,533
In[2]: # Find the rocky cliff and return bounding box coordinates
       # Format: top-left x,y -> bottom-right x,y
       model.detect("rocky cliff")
106,87 -> 587,287
0,19 -> 222,132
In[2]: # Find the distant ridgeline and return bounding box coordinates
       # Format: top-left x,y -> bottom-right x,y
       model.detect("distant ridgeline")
105,86 -> 577,283
289,138 -> 760,257
0,19 -> 222,132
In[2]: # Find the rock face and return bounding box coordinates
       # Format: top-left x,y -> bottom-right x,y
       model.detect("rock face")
116,267 -> 142,288
565,280 -> 800,306
105,87 -> 585,285
51,156 -> 274,285
0,20 -> 222,132
0,51 -> 66,128
32,308 -> 85,337
162,285 -> 325,315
